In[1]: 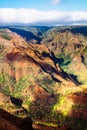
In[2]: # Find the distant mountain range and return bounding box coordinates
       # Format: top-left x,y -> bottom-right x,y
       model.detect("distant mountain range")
0,26 -> 52,43
2,25 -> 87,40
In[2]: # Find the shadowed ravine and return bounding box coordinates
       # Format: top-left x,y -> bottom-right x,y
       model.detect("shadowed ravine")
0,108 -> 33,130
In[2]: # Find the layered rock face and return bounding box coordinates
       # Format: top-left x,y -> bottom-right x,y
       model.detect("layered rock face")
0,28 -> 87,130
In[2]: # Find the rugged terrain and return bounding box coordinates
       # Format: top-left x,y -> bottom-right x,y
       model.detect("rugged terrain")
0,26 -> 87,130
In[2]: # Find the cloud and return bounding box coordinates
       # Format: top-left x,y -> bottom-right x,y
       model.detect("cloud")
52,0 -> 62,4
0,8 -> 87,25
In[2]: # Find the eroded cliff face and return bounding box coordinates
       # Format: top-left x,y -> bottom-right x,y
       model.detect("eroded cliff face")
0,29 -> 87,130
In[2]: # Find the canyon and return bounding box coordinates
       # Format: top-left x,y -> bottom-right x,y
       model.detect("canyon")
0,26 -> 87,130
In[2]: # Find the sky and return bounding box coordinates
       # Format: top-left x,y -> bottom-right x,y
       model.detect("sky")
0,0 -> 87,25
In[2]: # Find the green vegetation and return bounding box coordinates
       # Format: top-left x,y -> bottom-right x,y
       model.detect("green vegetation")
39,77 -> 55,94
35,121 -> 58,127
13,76 -> 29,97
56,53 -> 72,72
82,45 -> 87,54
0,73 -> 33,97
61,54 -> 72,66
53,94 -> 71,117
0,44 -> 5,50
0,29 -> 11,40
2,33 -> 11,40
36,72 -> 60,94
0,73 -> 14,95
0,44 -> 6,60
